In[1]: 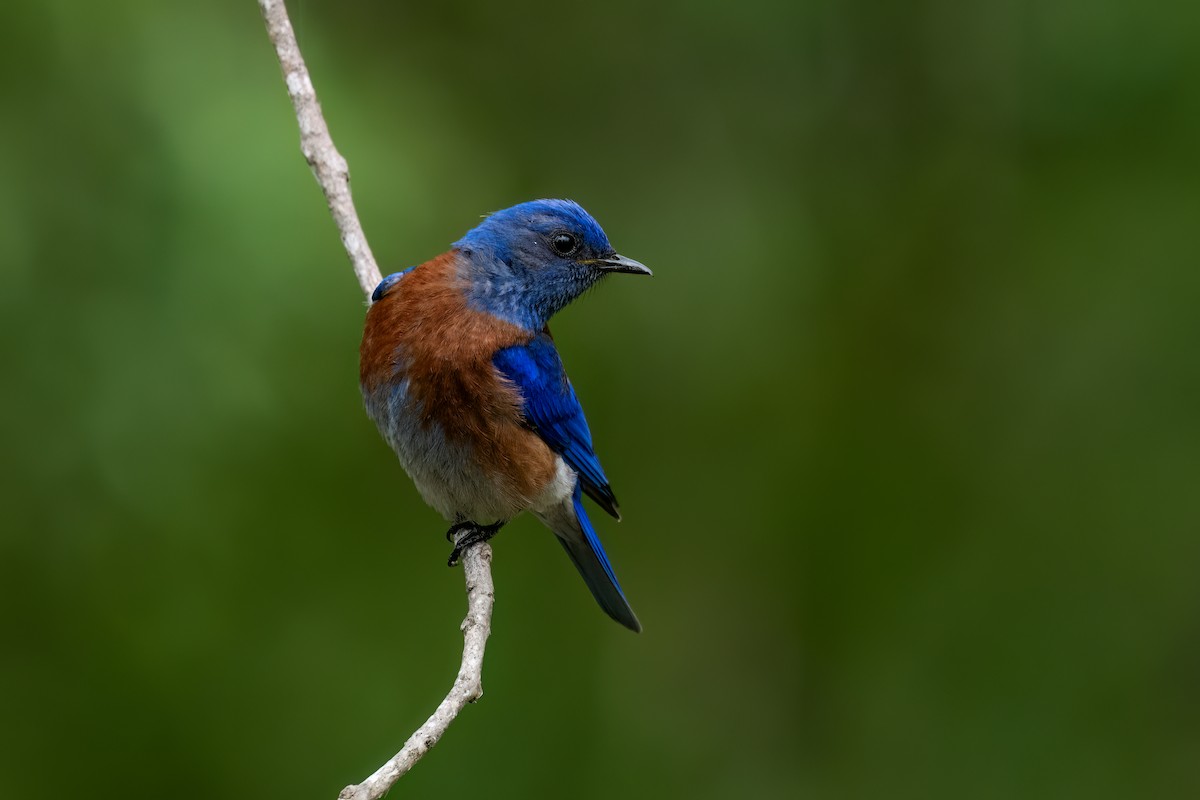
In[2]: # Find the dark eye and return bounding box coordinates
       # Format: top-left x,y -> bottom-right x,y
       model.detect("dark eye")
551,233 -> 578,256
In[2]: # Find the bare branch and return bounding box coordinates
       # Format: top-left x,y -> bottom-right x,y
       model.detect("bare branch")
339,542 -> 495,800
258,0 -> 382,298
257,2 -> 496,796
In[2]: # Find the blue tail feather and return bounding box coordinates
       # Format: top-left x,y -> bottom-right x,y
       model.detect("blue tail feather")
551,484 -> 641,633
574,487 -> 624,598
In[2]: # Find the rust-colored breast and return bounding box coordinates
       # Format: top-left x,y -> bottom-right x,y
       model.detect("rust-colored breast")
360,252 -> 558,503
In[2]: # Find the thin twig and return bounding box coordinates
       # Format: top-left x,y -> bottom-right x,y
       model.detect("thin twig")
339,543 -> 495,800
257,2 -> 496,797
258,0 -> 382,298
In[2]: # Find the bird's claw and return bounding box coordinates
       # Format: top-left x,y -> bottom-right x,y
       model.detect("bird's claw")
446,521 -> 505,567
445,521 -> 475,543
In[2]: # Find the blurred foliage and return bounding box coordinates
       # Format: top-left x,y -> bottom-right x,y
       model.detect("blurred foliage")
3,0 -> 1199,797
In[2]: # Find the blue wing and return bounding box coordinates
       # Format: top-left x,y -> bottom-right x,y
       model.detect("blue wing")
493,332 -> 621,519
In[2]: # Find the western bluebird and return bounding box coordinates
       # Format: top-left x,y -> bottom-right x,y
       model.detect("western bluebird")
359,199 -> 651,632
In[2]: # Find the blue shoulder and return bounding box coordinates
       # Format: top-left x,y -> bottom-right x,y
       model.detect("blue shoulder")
493,334 -> 620,519
371,267 -> 417,303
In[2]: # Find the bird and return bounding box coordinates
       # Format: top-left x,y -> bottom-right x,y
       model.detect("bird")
359,199 -> 651,632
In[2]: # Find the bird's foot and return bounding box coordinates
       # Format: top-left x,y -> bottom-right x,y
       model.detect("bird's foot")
445,520 -> 475,543
446,521 -> 505,567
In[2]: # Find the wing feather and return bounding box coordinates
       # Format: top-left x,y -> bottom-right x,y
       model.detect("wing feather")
493,333 -> 620,519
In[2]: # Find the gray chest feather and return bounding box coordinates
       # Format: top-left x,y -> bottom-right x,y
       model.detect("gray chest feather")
363,379 -> 522,524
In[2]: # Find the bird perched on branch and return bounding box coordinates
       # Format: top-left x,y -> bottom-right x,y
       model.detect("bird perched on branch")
360,199 -> 650,632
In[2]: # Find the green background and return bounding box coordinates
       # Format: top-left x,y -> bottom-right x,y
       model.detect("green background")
3,1 -> 1198,797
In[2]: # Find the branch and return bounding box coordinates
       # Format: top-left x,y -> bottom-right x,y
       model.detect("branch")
257,2 -> 497,796
258,0 -> 381,298
339,543 -> 495,800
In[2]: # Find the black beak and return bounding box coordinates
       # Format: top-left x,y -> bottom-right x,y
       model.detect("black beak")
592,254 -> 653,276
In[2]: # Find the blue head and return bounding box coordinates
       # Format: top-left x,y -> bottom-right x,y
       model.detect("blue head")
453,199 -> 651,330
